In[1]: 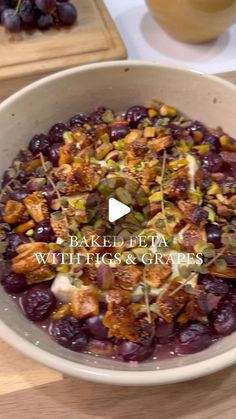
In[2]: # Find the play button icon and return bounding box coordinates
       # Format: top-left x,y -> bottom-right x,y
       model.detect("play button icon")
108,197 -> 131,222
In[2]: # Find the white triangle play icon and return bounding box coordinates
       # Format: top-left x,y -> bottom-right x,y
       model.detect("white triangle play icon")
108,197 -> 131,222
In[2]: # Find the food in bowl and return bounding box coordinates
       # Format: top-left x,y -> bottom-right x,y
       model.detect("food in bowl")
0,100 -> 236,364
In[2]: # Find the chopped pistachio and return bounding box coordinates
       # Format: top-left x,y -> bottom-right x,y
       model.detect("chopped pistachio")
25,229 -> 34,236
214,258 -> 227,272
148,108 -> 158,118
168,158 -> 188,169
113,140 -> 125,151
63,131 -> 74,144
51,303 -> 71,320
106,159 -> 120,171
207,182 -> 220,195
193,131 -> 203,143
188,188 -> 203,204
179,139 -> 190,152
220,135 -> 236,152
203,248 -> 216,259
193,144 -> 210,154
95,143 -> 113,160
160,105 -> 177,117
144,126 -> 156,138
115,187 -> 132,205
203,206 -> 216,223
134,212 -> 146,223
102,109 -> 114,123
101,133 -> 110,143
149,191 -> 162,203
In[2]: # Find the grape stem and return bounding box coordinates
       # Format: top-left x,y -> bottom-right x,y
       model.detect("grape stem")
14,0 -> 22,15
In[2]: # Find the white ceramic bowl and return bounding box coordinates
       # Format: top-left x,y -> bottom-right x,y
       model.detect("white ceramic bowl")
0,61 -> 236,386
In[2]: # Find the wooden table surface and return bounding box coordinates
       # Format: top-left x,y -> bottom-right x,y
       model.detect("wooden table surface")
0,338 -> 236,419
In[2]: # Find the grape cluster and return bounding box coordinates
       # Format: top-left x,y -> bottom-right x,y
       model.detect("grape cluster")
0,0 -> 77,32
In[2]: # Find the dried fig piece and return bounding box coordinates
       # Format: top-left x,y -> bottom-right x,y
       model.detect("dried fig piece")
144,264 -> 171,288
178,223 -> 207,252
149,135 -> 173,152
177,201 -> 208,226
106,288 -> 132,306
50,212 -> 69,240
12,242 -> 49,274
114,265 -> 142,290
15,219 -> 36,233
165,177 -> 188,200
25,265 -> 56,284
103,303 -> 154,343
158,282 -> 188,323
58,143 -> 76,166
3,200 -> 25,224
71,288 -> 99,319
23,192 -> 49,222
96,263 -> 114,290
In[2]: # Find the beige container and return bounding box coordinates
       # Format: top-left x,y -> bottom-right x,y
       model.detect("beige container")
146,0 -> 236,43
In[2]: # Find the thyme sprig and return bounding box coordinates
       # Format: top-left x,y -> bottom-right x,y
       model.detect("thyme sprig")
39,153 -> 70,231
160,150 -> 171,236
141,279 -> 152,324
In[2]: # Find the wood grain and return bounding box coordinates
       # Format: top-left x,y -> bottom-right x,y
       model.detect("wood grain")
0,337 -> 236,419
0,0 -> 127,101
0,340 -> 61,395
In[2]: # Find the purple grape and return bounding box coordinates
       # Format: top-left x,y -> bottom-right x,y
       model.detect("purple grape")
167,123 -> 185,140
20,0 -> 34,23
201,152 -> 223,173
1,169 -> 12,188
109,124 -> 129,141
37,13 -> 53,30
210,303 -> 236,336
21,284 -> 56,322
5,233 -> 30,259
29,134 -> 50,155
69,113 -> 89,128
50,316 -> 87,351
89,107 -> 106,125
17,171 -> 28,184
175,322 -> 212,354
0,0 -> 13,14
85,313 -> 108,340
202,133 -> 220,151
199,275 -> 229,296
34,220 -> 55,242
155,317 -> 175,338
41,184 -> 57,206
35,0 -> 56,13
2,273 -> 28,293
125,106 -> 148,128
48,123 -> 67,144
206,225 -> 222,248
188,120 -> 206,134
8,188 -> 28,202
226,289 -> 236,311
117,341 -> 154,362
2,9 -> 21,32
16,149 -> 33,163
0,262 -> 12,283
57,2 -> 77,25
47,143 -> 61,166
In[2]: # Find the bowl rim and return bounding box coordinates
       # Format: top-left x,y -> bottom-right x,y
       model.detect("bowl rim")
1,59 -> 236,386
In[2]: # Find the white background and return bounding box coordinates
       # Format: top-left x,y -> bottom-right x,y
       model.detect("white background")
104,0 -> 236,75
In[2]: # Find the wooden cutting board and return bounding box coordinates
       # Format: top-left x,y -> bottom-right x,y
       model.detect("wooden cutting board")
0,337 -> 236,419
0,0 -> 127,101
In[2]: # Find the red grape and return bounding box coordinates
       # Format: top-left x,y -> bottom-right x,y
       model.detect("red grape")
35,0 -> 56,13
